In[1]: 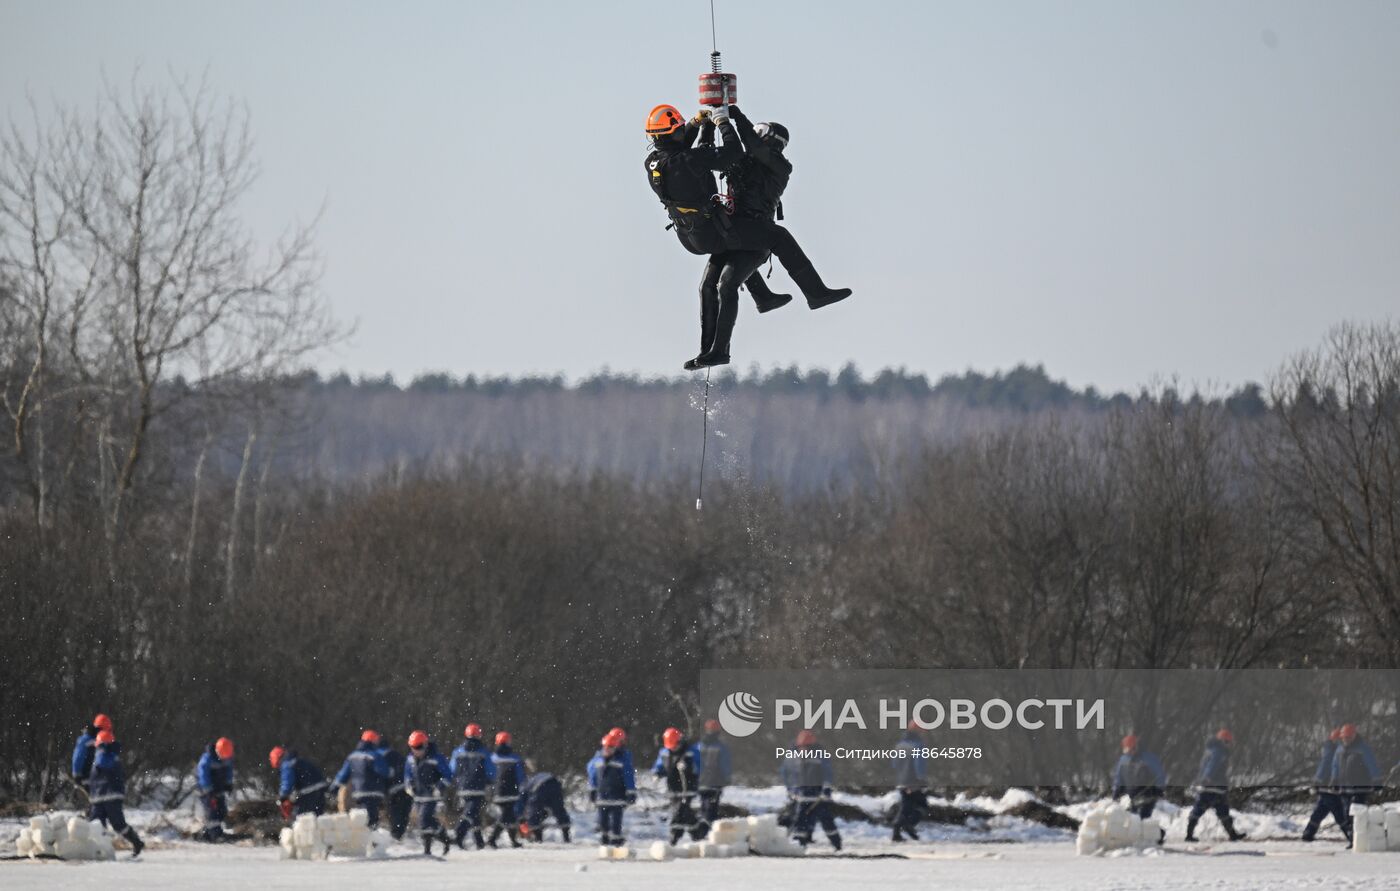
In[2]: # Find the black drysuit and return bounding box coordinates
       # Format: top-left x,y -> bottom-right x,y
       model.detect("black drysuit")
647,115 -> 823,362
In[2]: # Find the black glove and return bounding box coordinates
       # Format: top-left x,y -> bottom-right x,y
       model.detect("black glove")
821,787 -> 833,799
729,104 -> 748,125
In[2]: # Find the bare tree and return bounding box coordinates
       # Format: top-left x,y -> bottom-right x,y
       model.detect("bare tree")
10,74 -> 344,552
1267,321 -> 1400,665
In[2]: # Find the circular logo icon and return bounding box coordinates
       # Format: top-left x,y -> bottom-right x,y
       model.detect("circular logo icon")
717,691 -> 764,738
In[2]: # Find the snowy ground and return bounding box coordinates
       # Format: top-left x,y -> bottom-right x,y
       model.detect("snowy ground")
4,788 -> 1394,889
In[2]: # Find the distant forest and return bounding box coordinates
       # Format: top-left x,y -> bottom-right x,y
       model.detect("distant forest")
273,364 -> 1271,493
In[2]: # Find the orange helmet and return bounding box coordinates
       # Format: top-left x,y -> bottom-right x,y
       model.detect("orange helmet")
1339,723 -> 1358,742
361,729 -> 381,745
495,731 -> 512,747
269,746 -> 286,769
645,104 -> 685,136
795,729 -> 817,747
1216,728 -> 1234,744
1121,734 -> 1139,753
662,727 -> 684,750
464,723 -> 483,739
602,728 -> 626,748
93,714 -> 113,732
215,737 -> 235,760
95,730 -> 115,745
1329,727 -> 1343,742
704,719 -> 721,734
408,730 -> 429,749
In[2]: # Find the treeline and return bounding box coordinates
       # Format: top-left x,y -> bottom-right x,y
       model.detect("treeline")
269,366 -> 1270,494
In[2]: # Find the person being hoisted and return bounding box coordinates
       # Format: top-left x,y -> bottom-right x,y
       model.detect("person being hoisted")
645,102 -> 850,369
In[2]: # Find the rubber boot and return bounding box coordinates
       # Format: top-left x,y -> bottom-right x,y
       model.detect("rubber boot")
1301,820 -> 1318,842
669,827 -> 685,846
422,834 -> 434,856
1221,814 -> 1245,842
905,825 -> 920,841
454,824 -> 468,849
745,272 -> 792,313
439,828 -> 452,855
473,829 -> 485,850
487,824 -> 502,849
507,825 -> 522,849
684,281 -> 720,370
694,293 -> 738,367
561,825 -> 571,843
828,831 -> 843,851
892,826 -> 905,842
123,827 -> 144,858
1184,816 -> 1199,842
790,263 -> 851,310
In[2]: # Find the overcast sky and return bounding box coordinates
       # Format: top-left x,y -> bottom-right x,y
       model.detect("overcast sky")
3,0 -> 1399,392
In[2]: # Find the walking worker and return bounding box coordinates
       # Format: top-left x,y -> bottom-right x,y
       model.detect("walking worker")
88,729 -> 145,857
1185,729 -> 1245,842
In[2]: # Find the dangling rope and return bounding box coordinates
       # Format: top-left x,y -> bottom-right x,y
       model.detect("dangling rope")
696,0 -> 720,513
696,366 -> 712,511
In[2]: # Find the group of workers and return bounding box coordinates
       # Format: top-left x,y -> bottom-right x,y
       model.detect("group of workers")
68,712 -> 1393,859
1110,724 -> 1387,846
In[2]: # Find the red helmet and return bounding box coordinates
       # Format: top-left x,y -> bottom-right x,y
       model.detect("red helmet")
464,723 -> 483,739
215,737 -> 235,760
795,729 -> 817,747
495,731 -> 512,747
361,729 -> 381,745
1339,723 -> 1358,742
704,719 -> 721,734
269,746 -> 286,769
408,730 -> 429,749
1121,734 -> 1139,753
93,714 -> 113,732
662,727 -> 684,750
1329,727 -> 1343,742
602,728 -> 626,748
95,730 -> 115,745
1216,728 -> 1234,744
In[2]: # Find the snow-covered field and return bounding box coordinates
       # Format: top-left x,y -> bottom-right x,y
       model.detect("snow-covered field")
4,788 -> 1394,889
